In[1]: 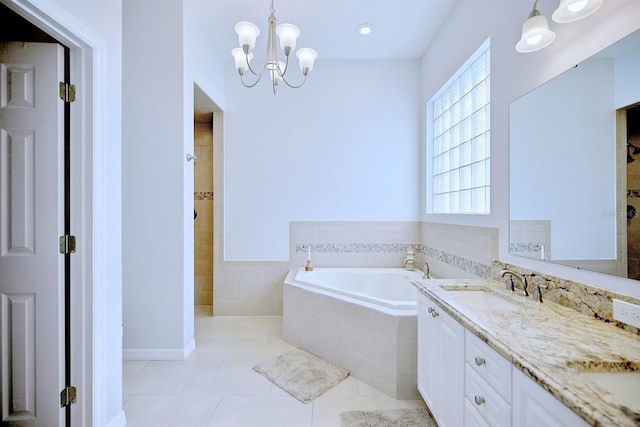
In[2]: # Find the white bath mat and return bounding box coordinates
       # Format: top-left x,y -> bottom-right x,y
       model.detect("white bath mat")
253,348 -> 349,404
340,408 -> 437,427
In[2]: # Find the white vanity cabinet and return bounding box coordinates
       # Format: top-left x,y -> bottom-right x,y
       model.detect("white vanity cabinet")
417,291 -> 590,427
417,292 -> 465,427
512,368 -> 589,427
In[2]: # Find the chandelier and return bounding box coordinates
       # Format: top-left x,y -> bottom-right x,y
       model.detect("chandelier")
231,0 -> 318,94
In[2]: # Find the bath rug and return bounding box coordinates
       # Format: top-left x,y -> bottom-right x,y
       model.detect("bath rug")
253,348 -> 349,404
340,408 -> 437,427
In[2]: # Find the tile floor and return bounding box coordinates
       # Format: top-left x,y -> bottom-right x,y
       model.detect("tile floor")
122,308 -> 426,426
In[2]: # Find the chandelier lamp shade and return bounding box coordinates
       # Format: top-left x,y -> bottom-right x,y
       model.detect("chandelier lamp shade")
515,1 -> 556,53
231,0 -> 318,94
552,0 -> 603,23
516,0 -> 603,53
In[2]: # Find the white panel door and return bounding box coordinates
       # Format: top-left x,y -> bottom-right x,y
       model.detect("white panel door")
0,41 -> 65,426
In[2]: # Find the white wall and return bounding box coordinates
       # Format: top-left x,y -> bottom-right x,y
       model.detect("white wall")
224,59 -> 422,261
182,0 -> 228,347
615,45 -> 640,109
122,0 -> 194,358
121,0 -> 230,358
421,0 -> 640,296
184,0 -> 227,111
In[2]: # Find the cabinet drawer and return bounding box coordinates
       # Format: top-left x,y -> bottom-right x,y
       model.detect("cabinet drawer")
464,398 -> 491,427
465,364 -> 511,427
465,330 -> 511,400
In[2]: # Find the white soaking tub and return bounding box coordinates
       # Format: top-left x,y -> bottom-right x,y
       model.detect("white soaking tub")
283,267 -> 425,399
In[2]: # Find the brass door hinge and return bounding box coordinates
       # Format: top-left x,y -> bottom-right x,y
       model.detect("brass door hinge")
60,386 -> 77,407
59,235 -> 76,254
59,82 -> 76,103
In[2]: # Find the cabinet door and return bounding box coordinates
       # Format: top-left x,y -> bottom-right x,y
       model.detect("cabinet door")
512,368 -> 589,427
417,293 -> 465,427
417,295 -> 439,411
438,306 -> 465,427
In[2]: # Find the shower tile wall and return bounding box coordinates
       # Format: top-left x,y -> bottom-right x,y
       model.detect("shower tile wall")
194,121 -> 213,309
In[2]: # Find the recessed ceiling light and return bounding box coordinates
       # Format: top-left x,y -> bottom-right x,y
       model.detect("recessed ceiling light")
356,24 -> 373,36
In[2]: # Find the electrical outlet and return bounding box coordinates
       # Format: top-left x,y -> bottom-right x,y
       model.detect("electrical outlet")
613,299 -> 640,329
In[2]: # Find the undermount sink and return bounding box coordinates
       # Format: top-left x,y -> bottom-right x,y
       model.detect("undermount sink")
567,361 -> 640,412
440,287 -> 533,311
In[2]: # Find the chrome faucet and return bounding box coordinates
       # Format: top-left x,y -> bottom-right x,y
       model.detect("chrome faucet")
404,258 -> 431,279
403,257 -> 417,271
499,269 -> 528,297
418,261 -> 431,279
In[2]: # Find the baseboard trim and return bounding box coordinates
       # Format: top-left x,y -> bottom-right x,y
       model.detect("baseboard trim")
123,340 -> 195,361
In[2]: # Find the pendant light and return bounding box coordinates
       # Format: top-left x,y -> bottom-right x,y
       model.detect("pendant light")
516,0 -> 556,53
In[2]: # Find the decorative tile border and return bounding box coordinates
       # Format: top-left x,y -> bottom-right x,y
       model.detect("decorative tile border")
295,243 -> 420,254
509,242 -> 544,253
421,246 -> 492,279
194,192 -> 214,200
295,243 -> 492,279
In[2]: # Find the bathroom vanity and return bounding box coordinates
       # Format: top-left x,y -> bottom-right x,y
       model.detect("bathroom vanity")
413,278 -> 640,427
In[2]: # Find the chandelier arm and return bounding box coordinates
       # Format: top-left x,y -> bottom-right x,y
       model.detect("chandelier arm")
278,53 -> 290,77
240,72 -> 265,88
279,74 -> 308,89
245,47 -> 267,77
244,52 -> 268,77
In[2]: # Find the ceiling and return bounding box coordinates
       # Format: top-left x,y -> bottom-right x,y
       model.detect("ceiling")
205,0 -> 460,60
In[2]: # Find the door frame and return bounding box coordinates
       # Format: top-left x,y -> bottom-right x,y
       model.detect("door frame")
1,0 -> 110,424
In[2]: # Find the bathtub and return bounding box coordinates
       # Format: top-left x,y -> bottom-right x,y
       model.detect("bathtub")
283,267 -> 425,400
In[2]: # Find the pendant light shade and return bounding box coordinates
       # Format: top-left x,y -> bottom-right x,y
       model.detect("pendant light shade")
296,48 -> 318,74
234,21 -> 260,53
516,9 -> 556,53
552,0 -> 603,23
275,23 -> 300,55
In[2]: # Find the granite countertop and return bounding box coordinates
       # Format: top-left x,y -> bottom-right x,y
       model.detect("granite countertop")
412,278 -> 640,427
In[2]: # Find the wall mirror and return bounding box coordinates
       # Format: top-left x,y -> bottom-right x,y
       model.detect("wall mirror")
509,29 -> 640,279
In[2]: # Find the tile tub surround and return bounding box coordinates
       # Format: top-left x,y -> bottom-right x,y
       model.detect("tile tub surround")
216,221 -> 500,316
413,278 -> 640,427
290,221 -> 422,269
290,221 -> 497,278
419,222 -> 498,280
283,281 -> 419,400
492,261 -> 640,335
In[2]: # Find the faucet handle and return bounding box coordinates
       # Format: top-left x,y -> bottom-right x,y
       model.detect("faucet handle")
506,275 -> 515,292
521,276 -> 530,297
533,283 -> 548,303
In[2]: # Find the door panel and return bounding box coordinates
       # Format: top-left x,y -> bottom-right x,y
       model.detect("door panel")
0,41 -> 65,426
1,129 -> 36,255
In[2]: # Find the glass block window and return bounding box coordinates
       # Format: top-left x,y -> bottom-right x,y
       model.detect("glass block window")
429,40 -> 490,214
